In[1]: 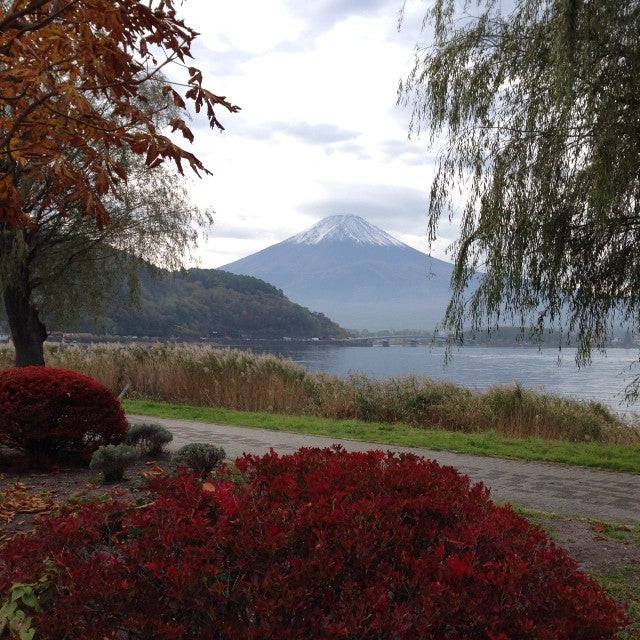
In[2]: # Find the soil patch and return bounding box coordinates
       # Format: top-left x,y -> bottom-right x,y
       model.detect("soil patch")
0,449 -> 170,545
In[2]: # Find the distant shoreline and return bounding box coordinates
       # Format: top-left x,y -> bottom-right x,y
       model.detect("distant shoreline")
1,331 -> 635,350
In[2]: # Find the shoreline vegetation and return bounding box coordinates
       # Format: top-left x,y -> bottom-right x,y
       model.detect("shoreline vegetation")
1,342 -> 638,473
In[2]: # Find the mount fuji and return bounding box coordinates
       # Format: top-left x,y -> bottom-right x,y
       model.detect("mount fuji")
220,215 -> 460,331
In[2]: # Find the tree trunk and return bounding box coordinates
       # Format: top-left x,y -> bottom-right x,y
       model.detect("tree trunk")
3,266 -> 47,367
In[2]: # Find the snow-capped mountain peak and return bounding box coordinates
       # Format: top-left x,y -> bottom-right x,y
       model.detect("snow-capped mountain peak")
284,214 -> 406,248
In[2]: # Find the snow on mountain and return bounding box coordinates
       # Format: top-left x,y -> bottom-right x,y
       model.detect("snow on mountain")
285,214 -> 406,248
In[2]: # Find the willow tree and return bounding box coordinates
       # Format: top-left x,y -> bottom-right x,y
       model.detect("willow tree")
0,0 -> 239,365
399,0 -> 640,396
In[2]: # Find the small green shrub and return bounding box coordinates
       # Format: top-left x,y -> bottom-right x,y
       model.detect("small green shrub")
172,443 -> 225,474
126,422 -> 173,457
89,444 -> 140,483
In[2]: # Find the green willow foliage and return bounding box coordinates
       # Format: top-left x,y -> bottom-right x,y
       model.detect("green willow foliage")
399,0 -> 640,395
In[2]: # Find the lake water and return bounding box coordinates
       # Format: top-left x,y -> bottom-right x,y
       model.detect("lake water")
250,344 -> 640,416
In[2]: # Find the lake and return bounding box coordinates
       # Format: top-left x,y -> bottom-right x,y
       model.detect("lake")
248,344 -> 640,416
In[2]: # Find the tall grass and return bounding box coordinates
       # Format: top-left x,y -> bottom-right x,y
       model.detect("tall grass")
1,342 -> 637,444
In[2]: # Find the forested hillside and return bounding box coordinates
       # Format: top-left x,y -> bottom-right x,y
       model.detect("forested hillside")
1,268 -> 348,340
92,268 -> 347,339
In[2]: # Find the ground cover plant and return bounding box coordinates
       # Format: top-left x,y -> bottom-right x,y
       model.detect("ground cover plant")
1,342 -> 637,445
126,422 -> 173,457
0,366 -> 127,467
89,444 -> 140,483
172,442 -> 226,474
0,447 -> 627,639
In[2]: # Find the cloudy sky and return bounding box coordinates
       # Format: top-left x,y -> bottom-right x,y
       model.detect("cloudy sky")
174,0 -> 453,268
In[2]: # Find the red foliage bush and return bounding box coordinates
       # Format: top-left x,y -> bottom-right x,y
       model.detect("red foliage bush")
0,447 -> 626,639
0,366 -> 127,465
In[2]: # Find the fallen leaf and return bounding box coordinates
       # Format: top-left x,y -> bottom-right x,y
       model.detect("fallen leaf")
0,483 -> 56,523
141,464 -> 164,478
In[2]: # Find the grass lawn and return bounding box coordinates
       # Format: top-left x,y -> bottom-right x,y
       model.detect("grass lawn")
123,398 -> 640,474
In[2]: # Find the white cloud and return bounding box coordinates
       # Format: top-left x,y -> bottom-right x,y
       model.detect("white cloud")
168,0 -> 447,267
181,0 -> 305,54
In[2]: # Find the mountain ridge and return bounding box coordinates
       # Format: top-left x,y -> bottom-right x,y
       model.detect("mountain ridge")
94,268 -> 348,339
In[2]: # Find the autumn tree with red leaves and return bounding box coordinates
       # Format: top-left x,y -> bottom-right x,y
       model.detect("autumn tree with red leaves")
0,0 -> 239,365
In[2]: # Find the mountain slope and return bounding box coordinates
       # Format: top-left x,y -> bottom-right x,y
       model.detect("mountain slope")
221,215 -> 460,330
0,267 -> 348,339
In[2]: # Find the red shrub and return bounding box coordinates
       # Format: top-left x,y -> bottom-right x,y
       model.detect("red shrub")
0,447 -> 626,639
0,366 -> 127,465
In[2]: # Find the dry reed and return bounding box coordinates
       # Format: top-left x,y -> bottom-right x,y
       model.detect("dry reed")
0,342 -> 637,444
